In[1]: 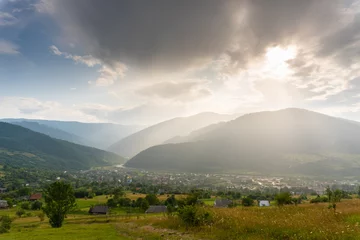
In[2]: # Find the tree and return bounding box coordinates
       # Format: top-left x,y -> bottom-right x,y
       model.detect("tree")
21,202 -> 30,210
17,187 -> 31,197
107,198 -> 117,208
275,192 -> 292,206
31,200 -> 43,210
135,197 -> 149,212
16,209 -> 25,218
0,216 -> 12,233
242,196 -> 254,207
145,194 -> 160,205
42,181 -> 76,228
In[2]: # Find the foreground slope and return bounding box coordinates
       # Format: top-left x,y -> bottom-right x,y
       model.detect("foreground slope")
108,112 -> 236,157
0,122 -> 125,170
3,119 -> 142,149
127,108 -> 360,176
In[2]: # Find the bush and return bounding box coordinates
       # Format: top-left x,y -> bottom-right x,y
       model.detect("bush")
275,192 -> 292,206
16,209 -> 25,218
21,202 -> 30,210
310,196 -> 328,203
178,205 -> 212,227
37,212 -> 45,222
31,200 -> 43,210
0,216 -> 12,233
242,197 -> 254,207
107,198 -> 117,208
25,212 -> 32,217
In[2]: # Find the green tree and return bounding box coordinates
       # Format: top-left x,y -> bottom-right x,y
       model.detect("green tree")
275,192 -> 292,206
31,200 -> 43,210
242,196 -> 254,207
145,194 -> 160,205
17,187 -> 31,197
15,209 -> 25,218
42,181 -> 76,228
135,197 -> 149,212
0,216 -> 12,233
21,202 -> 30,210
107,198 -> 117,208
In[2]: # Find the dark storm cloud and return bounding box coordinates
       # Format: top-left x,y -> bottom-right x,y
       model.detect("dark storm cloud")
46,0 -> 356,74
51,0 -> 241,71
318,13 -> 360,65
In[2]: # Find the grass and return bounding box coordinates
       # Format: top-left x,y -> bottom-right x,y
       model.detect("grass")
3,198 -> 360,239
0,217 -> 129,240
156,199 -> 360,240
200,198 -> 215,206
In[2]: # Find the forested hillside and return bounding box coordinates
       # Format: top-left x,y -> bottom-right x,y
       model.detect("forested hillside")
0,122 -> 125,170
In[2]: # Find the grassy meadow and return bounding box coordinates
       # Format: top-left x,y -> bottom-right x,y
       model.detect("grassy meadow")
1,196 -> 360,239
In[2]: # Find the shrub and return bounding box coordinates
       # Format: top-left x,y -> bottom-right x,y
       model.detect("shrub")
107,198 -> 117,208
242,197 -> 254,207
275,192 -> 292,206
178,205 -> 212,227
31,200 -> 43,210
0,216 -> 12,233
16,209 -> 25,218
21,202 -> 30,210
25,212 -> 32,217
310,196 -> 328,203
37,212 -> 45,222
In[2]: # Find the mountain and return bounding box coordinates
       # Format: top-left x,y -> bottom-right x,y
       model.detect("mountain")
7,121 -> 90,146
3,119 -> 143,150
0,122 -> 125,170
108,112 -> 237,157
126,108 -> 360,176
163,121 -> 227,144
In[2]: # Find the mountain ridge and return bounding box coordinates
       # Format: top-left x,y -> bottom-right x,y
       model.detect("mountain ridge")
126,108 -> 360,176
108,112 -> 238,157
0,122 -> 125,170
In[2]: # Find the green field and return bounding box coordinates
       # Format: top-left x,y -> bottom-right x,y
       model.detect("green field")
2,197 -> 360,239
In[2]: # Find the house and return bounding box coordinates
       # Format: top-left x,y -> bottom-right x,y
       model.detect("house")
29,193 -> 42,201
0,188 -> 7,193
0,200 -> 8,208
89,206 -> 109,215
214,199 -> 232,208
145,205 -> 167,214
259,200 -> 270,207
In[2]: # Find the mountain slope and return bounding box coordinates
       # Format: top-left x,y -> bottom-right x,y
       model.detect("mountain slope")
3,119 -> 143,149
108,112 -> 237,157
126,108 -> 360,176
0,122 -> 125,170
163,121 -> 227,144
8,121 -> 89,145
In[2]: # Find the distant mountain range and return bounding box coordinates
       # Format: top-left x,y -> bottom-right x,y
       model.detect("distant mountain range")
126,108 -> 360,176
108,112 -> 238,157
2,119 -> 143,150
0,122 -> 125,170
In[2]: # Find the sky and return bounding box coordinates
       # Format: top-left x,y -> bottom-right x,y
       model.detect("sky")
1,0 -> 360,125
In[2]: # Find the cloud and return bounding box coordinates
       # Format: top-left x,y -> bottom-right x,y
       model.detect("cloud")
0,39 -> 19,54
43,0 -> 242,73
49,45 -> 127,86
49,45 -> 100,67
0,97 -> 60,115
78,103 -> 189,125
0,97 -> 101,122
136,80 -> 212,102
0,11 -> 18,26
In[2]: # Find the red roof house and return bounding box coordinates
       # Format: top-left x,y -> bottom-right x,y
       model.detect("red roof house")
29,193 -> 42,201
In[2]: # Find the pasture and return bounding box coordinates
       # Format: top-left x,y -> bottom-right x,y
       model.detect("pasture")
1,197 -> 360,239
